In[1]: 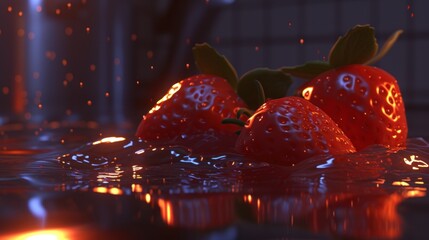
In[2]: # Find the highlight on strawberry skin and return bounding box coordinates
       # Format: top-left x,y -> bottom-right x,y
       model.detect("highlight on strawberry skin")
135,74 -> 247,141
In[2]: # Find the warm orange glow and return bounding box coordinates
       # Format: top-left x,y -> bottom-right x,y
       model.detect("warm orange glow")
0,149 -> 45,155
403,155 -> 428,170
93,187 -> 108,194
245,194 -> 253,203
158,199 -> 174,225
145,193 -> 151,204
92,136 -> 126,145
108,187 -> 123,195
7,229 -> 70,240
302,86 -> 313,100
392,181 -> 410,187
377,83 -> 399,122
403,189 -> 426,198
92,186 -> 123,196
131,184 -> 143,193
148,82 -> 181,114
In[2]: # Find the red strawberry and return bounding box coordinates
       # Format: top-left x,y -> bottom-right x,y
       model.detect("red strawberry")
136,74 -> 247,141
297,64 -> 407,150
136,43 -> 291,146
282,25 -> 408,150
235,96 -> 356,166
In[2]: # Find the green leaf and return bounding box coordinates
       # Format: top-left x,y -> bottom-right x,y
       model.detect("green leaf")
366,29 -> 403,65
280,61 -> 332,80
238,68 -> 292,110
192,43 -> 239,89
329,25 -> 379,67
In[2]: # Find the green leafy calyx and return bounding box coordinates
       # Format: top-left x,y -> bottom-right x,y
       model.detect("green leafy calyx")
237,68 -> 292,110
329,25 -> 379,67
280,25 -> 403,80
192,43 -> 239,89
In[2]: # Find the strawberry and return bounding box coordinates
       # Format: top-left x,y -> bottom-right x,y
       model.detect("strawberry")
297,64 -> 407,151
136,43 -> 292,144
282,25 -> 408,150
235,96 -> 356,166
136,74 -> 247,141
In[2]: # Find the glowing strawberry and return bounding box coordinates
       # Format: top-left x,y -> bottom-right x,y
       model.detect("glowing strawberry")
235,97 -> 356,166
136,74 -> 247,141
297,65 -> 407,151
282,25 -> 408,150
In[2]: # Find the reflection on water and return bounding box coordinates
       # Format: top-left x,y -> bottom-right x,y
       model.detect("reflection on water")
6,229 -> 71,240
1,124 -> 429,239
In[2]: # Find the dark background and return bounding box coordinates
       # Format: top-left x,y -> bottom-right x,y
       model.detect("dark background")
0,0 -> 428,137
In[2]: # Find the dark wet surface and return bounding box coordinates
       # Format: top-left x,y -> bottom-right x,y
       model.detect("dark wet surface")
1,123 -> 429,239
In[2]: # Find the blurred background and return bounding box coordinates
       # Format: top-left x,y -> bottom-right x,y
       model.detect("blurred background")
0,0 -> 427,137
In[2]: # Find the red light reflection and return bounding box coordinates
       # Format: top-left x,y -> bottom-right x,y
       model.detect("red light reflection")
157,194 -> 235,229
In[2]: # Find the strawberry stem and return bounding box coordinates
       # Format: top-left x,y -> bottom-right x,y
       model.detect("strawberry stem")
221,118 -> 245,127
236,108 -> 254,119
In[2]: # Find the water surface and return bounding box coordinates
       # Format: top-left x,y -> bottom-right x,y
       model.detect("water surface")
1,123 -> 429,239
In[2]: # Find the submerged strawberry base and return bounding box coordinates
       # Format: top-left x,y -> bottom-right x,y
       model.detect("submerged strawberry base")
1,125 -> 429,239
